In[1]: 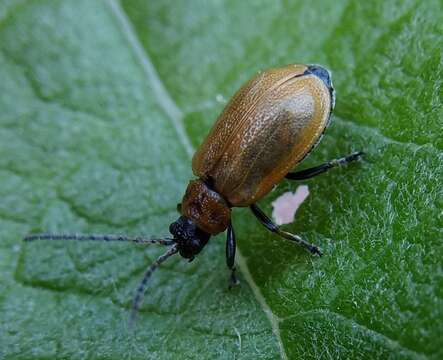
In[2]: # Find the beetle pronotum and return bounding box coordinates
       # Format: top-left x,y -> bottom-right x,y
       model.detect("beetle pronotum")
25,64 -> 363,323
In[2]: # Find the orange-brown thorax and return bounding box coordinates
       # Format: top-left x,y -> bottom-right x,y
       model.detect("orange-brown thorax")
181,180 -> 231,235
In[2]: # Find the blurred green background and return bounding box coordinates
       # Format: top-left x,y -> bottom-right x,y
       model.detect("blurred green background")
0,0 -> 441,359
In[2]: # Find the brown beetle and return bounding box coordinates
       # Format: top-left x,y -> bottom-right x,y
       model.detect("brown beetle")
25,64 -> 363,322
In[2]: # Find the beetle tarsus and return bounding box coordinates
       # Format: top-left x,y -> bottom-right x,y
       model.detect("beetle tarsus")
278,229 -> 323,257
308,244 -> 323,257
250,204 -> 322,257
338,151 -> 364,165
228,267 -> 240,289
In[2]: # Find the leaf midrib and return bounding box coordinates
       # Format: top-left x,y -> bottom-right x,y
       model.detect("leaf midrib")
106,0 -> 288,359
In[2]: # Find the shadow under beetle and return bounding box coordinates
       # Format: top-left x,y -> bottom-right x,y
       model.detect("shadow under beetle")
25,64 -> 364,323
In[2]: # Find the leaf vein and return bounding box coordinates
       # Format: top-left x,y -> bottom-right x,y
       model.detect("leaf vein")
107,1 -> 287,358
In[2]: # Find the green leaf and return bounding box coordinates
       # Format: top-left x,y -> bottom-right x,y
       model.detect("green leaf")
0,0 -> 441,359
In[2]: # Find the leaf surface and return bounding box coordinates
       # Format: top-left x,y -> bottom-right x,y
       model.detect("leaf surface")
1,0 -> 442,359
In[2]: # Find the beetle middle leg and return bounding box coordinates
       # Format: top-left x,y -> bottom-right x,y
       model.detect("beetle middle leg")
226,220 -> 240,288
285,151 -> 364,180
250,204 -> 322,256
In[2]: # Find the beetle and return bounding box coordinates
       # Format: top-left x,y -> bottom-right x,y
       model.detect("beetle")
25,64 -> 363,323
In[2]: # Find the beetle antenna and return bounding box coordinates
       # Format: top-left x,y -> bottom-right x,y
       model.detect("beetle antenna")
23,233 -> 175,246
129,244 -> 179,327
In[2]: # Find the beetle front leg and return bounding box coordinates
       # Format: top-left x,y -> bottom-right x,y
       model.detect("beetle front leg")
226,220 -> 240,288
250,204 -> 322,256
285,151 -> 364,180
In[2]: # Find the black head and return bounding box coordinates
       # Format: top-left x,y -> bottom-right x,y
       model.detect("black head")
169,216 -> 211,260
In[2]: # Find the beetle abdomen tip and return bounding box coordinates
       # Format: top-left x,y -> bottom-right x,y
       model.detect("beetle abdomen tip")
305,64 -> 332,89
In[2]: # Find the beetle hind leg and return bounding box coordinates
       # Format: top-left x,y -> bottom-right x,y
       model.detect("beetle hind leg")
250,204 -> 322,256
285,151 -> 364,180
226,220 -> 240,288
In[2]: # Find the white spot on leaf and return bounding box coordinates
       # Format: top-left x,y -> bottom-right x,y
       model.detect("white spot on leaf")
271,185 -> 309,225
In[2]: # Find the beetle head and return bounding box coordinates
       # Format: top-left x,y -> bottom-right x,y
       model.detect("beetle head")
169,216 -> 210,260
